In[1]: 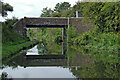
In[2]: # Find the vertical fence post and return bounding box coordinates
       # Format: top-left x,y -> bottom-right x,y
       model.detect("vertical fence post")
67,17 -> 70,52
76,11 -> 78,18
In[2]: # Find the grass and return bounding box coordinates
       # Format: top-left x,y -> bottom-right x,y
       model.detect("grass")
2,21 -> 39,60
2,41 -> 38,59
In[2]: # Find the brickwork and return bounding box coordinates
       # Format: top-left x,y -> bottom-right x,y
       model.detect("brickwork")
14,17 -> 94,36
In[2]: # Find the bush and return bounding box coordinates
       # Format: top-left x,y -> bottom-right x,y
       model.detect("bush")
2,22 -> 29,45
73,30 -> 120,52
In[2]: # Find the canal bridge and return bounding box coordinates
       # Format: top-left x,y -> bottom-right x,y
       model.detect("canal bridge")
14,17 -> 93,41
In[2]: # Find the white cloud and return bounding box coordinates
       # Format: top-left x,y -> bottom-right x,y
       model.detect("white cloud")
1,0 -> 80,21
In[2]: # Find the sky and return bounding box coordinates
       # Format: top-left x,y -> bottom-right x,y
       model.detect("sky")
0,0 -> 80,21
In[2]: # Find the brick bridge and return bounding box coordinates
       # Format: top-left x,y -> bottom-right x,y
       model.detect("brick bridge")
14,17 -> 93,40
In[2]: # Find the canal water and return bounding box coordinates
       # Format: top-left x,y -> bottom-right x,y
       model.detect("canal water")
1,42 -> 119,79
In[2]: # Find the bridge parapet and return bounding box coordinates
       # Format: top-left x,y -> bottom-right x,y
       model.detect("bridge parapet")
24,17 -> 68,26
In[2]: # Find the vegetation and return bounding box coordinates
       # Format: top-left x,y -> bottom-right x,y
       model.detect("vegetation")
66,45 -> 119,78
2,18 -> 39,59
82,2 -> 120,32
0,1 -> 13,17
2,18 -> 28,44
1,1 -> 120,79
2,1 -> 119,58
37,41 -> 62,55
71,2 -> 120,52
2,41 -> 38,59
35,2 -> 120,53
1,1 -> 38,59
40,2 -> 74,17
73,31 -> 119,52
40,7 -> 53,17
67,25 -> 78,43
27,28 -> 62,43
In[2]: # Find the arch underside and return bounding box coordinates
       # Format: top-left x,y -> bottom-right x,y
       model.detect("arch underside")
26,25 -> 67,28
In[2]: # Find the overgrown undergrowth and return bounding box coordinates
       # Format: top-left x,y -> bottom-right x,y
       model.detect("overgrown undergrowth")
2,20 -> 39,59
72,30 -> 120,53
2,23 -> 29,45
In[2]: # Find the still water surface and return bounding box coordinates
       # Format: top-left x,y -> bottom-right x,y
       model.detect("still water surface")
1,42 -> 119,79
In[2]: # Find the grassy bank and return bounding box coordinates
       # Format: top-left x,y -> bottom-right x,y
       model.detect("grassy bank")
2,41 -> 38,59
2,19 -> 39,60
72,30 -> 120,53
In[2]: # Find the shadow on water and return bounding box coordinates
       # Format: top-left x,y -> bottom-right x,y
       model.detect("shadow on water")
1,41 -> 120,79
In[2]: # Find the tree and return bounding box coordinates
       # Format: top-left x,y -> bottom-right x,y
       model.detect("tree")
72,2 -> 86,17
40,2 -> 73,17
5,17 -> 18,29
60,8 -> 74,17
82,2 -> 120,32
40,7 -> 53,17
54,2 -> 71,13
0,1 -> 13,17
51,12 -> 61,17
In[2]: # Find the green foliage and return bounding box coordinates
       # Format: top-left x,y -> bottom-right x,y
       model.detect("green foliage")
67,25 -> 77,42
73,31 -> 91,44
2,41 -> 38,59
27,28 -> 62,43
54,2 -> 71,13
28,25 -> 77,44
82,2 -> 120,32
60,9 -> 74,17
40,2 -> 120,33
51,12 -> 61,17
37,42 -> 47,55
72,2 -> 86,17
67,45 -> 119,78
73,30 -> 120,52
4,17 -> 18,29
40,2 -> 73,17
2,18 -> 33,59
0,1 -> 13,17
2,21 -> 28,45
40,7 -> 53,17
45,41 -> 62,55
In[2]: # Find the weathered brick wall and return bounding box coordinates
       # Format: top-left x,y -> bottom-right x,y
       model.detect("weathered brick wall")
14,19 -> 26,36
14,17 -> 94,36
24,17 -> 68,26
69,18 -> 94,34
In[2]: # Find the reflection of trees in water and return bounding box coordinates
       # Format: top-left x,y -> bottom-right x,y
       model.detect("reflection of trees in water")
37,41 -> 62,55
2,41 -> 63,68
70,62 -> 119,78
2,54 -> 25,69
1,72 -> 13,80
2,42 -> 119,78
67,45 -> 120,78
37,42 -> 47,55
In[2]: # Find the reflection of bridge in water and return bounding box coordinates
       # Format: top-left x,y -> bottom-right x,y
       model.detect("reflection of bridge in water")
13,53 -> 68,67
13,41 -> 68,67
5,42 -> 94,68
9,52 -> 94,67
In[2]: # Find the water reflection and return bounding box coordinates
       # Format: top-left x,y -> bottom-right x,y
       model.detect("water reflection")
26,45 -> 39,55
67,46 -> 119,78
1,42 -> 120,79
26,42 -> 65,55
2,67 -> 75,78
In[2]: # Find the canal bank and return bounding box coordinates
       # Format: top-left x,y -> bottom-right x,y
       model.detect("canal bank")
1,42 -> 119,79
2,41 -> 39,61
2,21 -> 39,61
